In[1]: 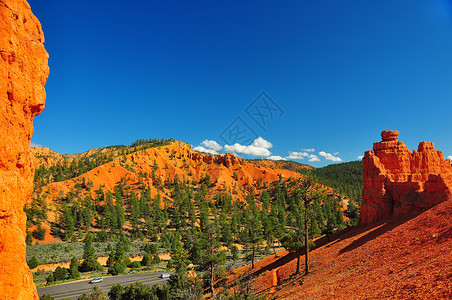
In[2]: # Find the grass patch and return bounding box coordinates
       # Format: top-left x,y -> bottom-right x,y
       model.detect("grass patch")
27,241 -> 160,264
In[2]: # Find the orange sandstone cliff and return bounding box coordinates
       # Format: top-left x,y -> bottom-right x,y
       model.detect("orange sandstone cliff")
359,130 -> 452,225
0,0 -> 49,299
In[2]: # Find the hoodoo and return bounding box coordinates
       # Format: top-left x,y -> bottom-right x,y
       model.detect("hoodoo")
0,0 -> 49,298
359,130 -> 452,225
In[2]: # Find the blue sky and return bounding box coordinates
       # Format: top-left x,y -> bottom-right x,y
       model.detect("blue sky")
29,0 -> 452,166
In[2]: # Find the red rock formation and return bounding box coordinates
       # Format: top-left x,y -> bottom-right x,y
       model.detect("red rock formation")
190,151 -> 243,168
218,152 -> 242,168
0,0 -> 48,298
359,130 -> 452,225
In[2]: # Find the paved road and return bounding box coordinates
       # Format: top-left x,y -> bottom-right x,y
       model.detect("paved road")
37,259 -> 255,299
37,272 -> 171,300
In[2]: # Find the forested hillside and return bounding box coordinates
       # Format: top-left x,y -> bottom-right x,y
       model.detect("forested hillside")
299,160 -> 362,225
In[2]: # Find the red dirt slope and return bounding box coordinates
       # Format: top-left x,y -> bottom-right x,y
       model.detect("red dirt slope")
229,200 -> 452,299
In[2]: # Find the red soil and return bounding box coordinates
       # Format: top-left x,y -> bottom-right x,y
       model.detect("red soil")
228,200 -> 452,299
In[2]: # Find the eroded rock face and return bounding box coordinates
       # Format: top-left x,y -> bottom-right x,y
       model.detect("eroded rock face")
0,0 -> 49,298
359,131 -> 452,226
189,152 -> 243,168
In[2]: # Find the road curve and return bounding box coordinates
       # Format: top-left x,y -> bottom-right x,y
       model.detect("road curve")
37,272 -> 171,300
37,259 -> 254,299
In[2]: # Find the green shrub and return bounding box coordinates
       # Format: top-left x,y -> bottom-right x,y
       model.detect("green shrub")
108,263 -> 126,275
108,284 -> 125,300
26,229 -> 33,246
28,256 -> 39,269
79,256 -> 103,272
32,225 -> 46,241
68,256 -> 80,279
130,261 -> 141,269
152,254 -> 161,264
86,286 -> 108,300
77,293 -> 89,300
53,266 -> 67,281
143,243 -> 158,255
121,282 -> 154,300
141,253 -> 152,266
46,273 -> 54,284
122,257 -> 132,267
65,244 -> 74,253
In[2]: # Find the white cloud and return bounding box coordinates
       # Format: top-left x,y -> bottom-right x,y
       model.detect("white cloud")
301,148 -> 315,152
358,155 -> 364,160
224,137 -> 272,157
334,152 -> 339,155
285,151 -> 320,162
319,151 -> 342,162
267,155 -> 287,161
286,151 -> 309,160
30,142 -> 43,148
201,139 -> 223,151
193,146 -> 219,155
448,156 -> 452,160
251,137 -> 273,149
224,143 -> 271,157
308,155 -> 320,162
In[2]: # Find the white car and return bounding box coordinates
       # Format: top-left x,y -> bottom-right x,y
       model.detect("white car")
89,277 -> 103,284
159,273 -> 171,279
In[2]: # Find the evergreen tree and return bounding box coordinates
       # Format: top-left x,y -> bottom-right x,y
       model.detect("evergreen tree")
282,178 -> 322,275
53,266 -> 67,281
27,256 -> 39,269
83,233 -> 95,259
241,193 -> 263,269
61,204 -> 75,240
197,219 -> 226,299
68,256 -> 80,279
79,233 -> 103,272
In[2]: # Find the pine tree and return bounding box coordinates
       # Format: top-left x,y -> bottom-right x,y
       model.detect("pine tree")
197,219 -> 226,299
241,193 -> 263,269
83,233 -> 95,259
27,256 -> 39,269
68,256 -> 80,279
284,178 -> 321,275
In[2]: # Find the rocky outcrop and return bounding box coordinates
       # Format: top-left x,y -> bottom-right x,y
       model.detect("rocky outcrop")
359,130 -> 452,226
189,151 -> 243,168
31,146 -> 67,168
0,0 -> 49,299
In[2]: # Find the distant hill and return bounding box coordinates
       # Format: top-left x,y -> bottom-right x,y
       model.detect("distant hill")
300,161 -> 362,203
248,159 -> 313,172
297,161 -> 362,226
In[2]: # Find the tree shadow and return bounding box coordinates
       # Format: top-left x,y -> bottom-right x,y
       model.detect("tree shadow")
238,251 -> 298,283
338,211 -> 421,255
